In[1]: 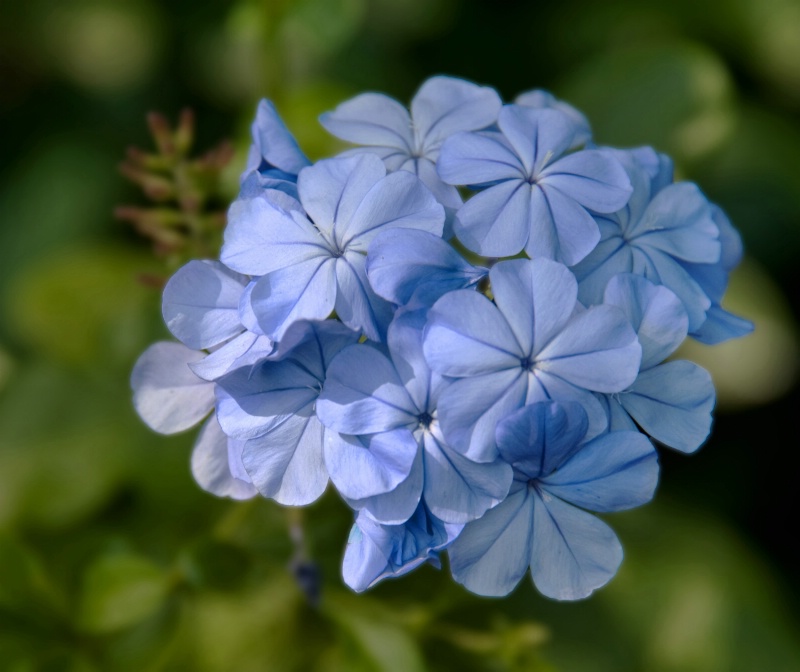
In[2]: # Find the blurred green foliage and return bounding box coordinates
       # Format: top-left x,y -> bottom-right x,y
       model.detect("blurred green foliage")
1,0 -> 799,669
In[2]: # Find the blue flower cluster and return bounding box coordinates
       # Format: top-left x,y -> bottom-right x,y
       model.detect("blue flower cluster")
132,77 -> 752,600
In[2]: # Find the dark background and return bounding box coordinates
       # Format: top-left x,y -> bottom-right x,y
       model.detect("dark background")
1,0 -> 798,670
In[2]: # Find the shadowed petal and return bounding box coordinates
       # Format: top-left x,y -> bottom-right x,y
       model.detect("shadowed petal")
320,93 -> 413,150
191,416 -> 257,500
540,150 -> 632,213
437,131 -> 524,185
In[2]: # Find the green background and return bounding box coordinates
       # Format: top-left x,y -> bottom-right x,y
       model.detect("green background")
1,0 -> 799,669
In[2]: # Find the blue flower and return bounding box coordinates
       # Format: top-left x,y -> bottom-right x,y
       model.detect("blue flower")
436,105 -> 632,262
317,311 -> 512,525
220,154 -> 445,341
600,273 -> 715,453
215,319 -> 360,505
240,99 -> 310,200
343,503 -> 463,592
447,401 -> 659,599
321,76 -> 502,213
571,147 -> 723,332
423,258 -> 642,462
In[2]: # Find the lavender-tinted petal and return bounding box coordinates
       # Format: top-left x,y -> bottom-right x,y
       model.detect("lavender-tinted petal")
541,431 -> 658,511
490,258 -> 578,356
334,253 -> 392,342
527,184 -> 600,265
603,274 -> 688,368
622,360 -> 715,453
324,429 -> 419,499
250,257 -> 337,341
411,76 -> 501,149
423,430 -> 513,524
498,106 -> 577,176
453,179 -> 531,257
320,93 -> 413,150
515,89 -> 591,148
366,229 -> 484,307
496,402 -> 589,480
190,416 -> 257,500
131,342 -> 214,434
221,197 -> 330,276
540,150 -> 632,213
343,170 -> 445,250
437,132 -> 525,185
447,487 -> 533,597
242,411 -> 328,505
386,310 -> 431,414
317,344 -> 417,435
530,493 -> 622,601
536,305 -> 641,392
162,260 -> 247,349
424,290 -> 523,377
436,369 -> 528,463
249,99 -> 310,175
412,156 -> 463,210
573,227 -> 633,306
189,332 -> 267,382
532,372 -> 609,441
691,305 -> 754,345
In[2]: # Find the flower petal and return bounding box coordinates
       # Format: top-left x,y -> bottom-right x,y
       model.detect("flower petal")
540,149 -> 632,213
437,131 -> 524,186
320,93 -> 413,151
190,416 -> 257,500
335,253 -> 394,342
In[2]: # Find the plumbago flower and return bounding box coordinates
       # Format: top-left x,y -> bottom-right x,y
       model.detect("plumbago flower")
131,80 -> 752,601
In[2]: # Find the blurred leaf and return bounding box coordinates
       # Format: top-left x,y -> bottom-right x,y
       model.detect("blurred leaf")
6,245 -> 161,368
179,539 -> 252,592
560,42 -> 735,160
77,553 -> 170,634
0,534 -> 63,624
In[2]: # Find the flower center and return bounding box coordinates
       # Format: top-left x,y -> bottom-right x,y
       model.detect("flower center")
417,411 -> 434,429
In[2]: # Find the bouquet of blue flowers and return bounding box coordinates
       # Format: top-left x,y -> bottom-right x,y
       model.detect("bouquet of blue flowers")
132,76 -> 752,601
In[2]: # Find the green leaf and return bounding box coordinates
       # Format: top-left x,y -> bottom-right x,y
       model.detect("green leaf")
179,539 -> 252,592
77,553 -> 170,634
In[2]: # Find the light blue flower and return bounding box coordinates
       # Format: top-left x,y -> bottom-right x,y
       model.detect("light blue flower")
447,401 -> 659,599
221,154 -> 444,341
571,147 -> 723,332
317,311 -> 512,525
240,99 -> 310,200
600,273 -> 715,453
423,258 -> 641,462
215,320 -> 360,505
437,105 -> 632,262
321,76 -> 502,213
343,504 -> 463,592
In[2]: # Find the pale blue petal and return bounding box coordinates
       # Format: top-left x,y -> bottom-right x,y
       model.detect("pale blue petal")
387,310 -> 431,414
131,342 -> 214,434
539,150 -> 632,213
188,332 -> 269,382
498,106 -> 577,176
411,76 -> 501,150
334,252 -> 393,342
573,225 -> 633,307
453,179 -> 531,257
272,318 -> 360,371
366,229 -> 485,307
215,359 -> 319,440
424,290 -> 523,377
190,416 -> 257,500
630,182 -> 721,263
221,196 -> 330,275
238,281 -> 265,335
437,131 -> 525,185
495,402 -> 589,480
242,411 -> 328,505
597,393 -> 639,433
531,372 -> 609,441
515,89 -> 591,148
413,156 -> 463,210
324,428 -> 419,499
436,369 -> 528,463
320,93 -> 413,150
541,431 -> 658,511
536,305 -> 641,392
342,170 -> 445,250
249,99 -> 310,175
227,437 -> 250,483
527,184 -> 601,265
162,260 -> 247,349
423,430 -> 513,524
348,447 -> 424,525
622,360 -> 715,453
603,274 -> 688,368
317,344 -> 417,435
490,258 -> 578,356
249,257 -> 338,341
530,492 -> 622,600
447,487 -> 533,597
691,305 -> 754,345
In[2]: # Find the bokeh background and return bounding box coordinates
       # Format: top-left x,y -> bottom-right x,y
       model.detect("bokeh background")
1,0 -> 799,670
